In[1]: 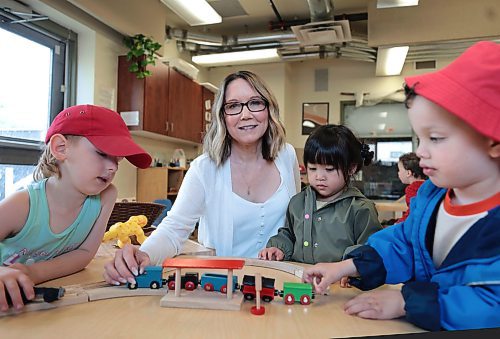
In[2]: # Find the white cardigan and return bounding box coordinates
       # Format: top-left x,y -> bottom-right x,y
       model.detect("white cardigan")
141,143 -> 300,264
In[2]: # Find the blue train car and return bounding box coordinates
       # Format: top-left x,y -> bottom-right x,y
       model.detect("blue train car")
200,273 -> 238,293
128,266 -> 164,289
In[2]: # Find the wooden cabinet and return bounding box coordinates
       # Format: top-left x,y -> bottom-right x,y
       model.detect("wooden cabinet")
117,56 -> 169,135
117,56 -> 204,143
137,167 -> 186,203
168,68 -> 203,143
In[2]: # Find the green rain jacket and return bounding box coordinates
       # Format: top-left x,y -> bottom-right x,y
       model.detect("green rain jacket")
266,185 -> 382,264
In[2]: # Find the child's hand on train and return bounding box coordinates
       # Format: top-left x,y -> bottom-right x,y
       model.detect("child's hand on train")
0,266 -> 35,311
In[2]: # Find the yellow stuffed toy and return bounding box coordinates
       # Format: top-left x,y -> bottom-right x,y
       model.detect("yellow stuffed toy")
103,215 -> 148,248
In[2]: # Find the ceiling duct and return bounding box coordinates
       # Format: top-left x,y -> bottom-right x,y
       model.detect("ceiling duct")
306,0 -> 335,22
165,0 -> 363,65
291,0 -> 351,46
167,26 -> 296,48
291,19 -> 352,46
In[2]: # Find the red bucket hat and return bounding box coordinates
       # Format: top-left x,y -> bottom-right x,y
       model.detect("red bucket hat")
405,41 -> 500,141
45,104 -> 152,169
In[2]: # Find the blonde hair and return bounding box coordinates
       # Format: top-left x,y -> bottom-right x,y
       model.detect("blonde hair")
33,135 -> 80,181
203,71 -> 286,166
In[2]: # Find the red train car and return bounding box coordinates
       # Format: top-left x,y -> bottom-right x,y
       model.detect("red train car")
240,274 -> 276,302
166,272 -> 199,291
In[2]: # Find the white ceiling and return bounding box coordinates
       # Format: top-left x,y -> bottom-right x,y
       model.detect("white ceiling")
178,0 -> 369,35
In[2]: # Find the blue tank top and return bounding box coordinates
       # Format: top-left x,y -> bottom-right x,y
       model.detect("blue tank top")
0,178 -> 101,265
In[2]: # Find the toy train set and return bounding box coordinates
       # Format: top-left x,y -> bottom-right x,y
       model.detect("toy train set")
128,266 -> 314,305
1,259 -> 314,317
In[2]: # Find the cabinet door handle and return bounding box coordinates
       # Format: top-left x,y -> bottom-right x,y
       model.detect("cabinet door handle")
170,122 -> 174,132
165,121 -> 169,132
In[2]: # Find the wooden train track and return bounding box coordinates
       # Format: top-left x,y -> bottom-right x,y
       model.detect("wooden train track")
0,281 -> 166,317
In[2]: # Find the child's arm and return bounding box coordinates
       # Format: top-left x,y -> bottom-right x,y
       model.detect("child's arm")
402,279 -> 500,330
20,184 -> 117,284
0,190 -> 30,242
0,190 -> 36,310
302,259 -> 358,294
343,202 -> 422,291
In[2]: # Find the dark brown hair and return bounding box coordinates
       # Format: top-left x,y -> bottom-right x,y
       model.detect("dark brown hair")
399,152 -> 427,180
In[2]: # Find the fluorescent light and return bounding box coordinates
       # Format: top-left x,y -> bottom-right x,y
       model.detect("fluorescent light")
377,0 -> 419,9
160,0 -> 221,26
376,46 -> 409,76
192,48 -> 280,66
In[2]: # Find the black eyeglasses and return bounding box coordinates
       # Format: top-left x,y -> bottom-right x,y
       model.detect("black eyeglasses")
223,98 -> 268,116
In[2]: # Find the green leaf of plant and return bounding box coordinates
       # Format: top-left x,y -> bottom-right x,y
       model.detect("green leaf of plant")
129,63 -> 139,72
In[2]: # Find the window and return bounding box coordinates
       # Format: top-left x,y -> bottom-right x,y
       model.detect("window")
0,8 -> 76,200
341,101 -> 412,138
376,140 -> 413,163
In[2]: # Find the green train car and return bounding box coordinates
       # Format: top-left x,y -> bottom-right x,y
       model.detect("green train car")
279,282 -> 314,305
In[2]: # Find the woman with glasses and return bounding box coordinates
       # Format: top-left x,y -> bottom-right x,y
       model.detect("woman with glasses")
104,71 -> 300,285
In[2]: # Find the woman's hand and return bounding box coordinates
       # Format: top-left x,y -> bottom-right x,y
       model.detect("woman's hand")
103,244 -> 151,285
258,247 -> 284,261
0,265 -> 34,311
344,289 -> 406,320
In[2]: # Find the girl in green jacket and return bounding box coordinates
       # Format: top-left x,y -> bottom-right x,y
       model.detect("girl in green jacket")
259,124 -> 382,264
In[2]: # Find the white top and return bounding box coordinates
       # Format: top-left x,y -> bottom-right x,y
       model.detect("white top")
432,203 -> 486,268
231,178 -> 288,258
141,143 -> 300,265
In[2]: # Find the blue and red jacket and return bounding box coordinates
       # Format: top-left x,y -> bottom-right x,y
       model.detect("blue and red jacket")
346,180 -> 500,331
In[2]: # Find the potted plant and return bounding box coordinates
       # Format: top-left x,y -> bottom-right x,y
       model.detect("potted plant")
123,34 -> 162,79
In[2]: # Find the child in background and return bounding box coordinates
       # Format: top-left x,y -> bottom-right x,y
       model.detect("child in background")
0,104 -> 151,311
396,152 -> 427,222
302,41 -> 500,331
259,124 -> 382,264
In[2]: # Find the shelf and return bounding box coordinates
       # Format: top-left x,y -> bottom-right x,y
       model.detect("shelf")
137,167 -> 186,202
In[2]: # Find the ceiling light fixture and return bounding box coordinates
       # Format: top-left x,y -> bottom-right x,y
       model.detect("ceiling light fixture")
192,48 -> 280,67
377,0 -> 419,9
160,0 -> 221,26
376,46 -> 409,76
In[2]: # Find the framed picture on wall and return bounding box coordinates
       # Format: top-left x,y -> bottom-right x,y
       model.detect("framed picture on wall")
302,102 -> 329,135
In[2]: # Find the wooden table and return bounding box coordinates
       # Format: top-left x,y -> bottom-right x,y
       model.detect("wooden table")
375,201 -> 408,221
1,248 -> 424,338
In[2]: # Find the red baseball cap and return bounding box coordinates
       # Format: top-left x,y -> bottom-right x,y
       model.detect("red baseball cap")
45,104 -> 152,168
405,41 -> 500,141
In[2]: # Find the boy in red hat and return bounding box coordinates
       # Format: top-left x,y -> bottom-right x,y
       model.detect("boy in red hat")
303,41 -> 500,331
0,105 -> 151,311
